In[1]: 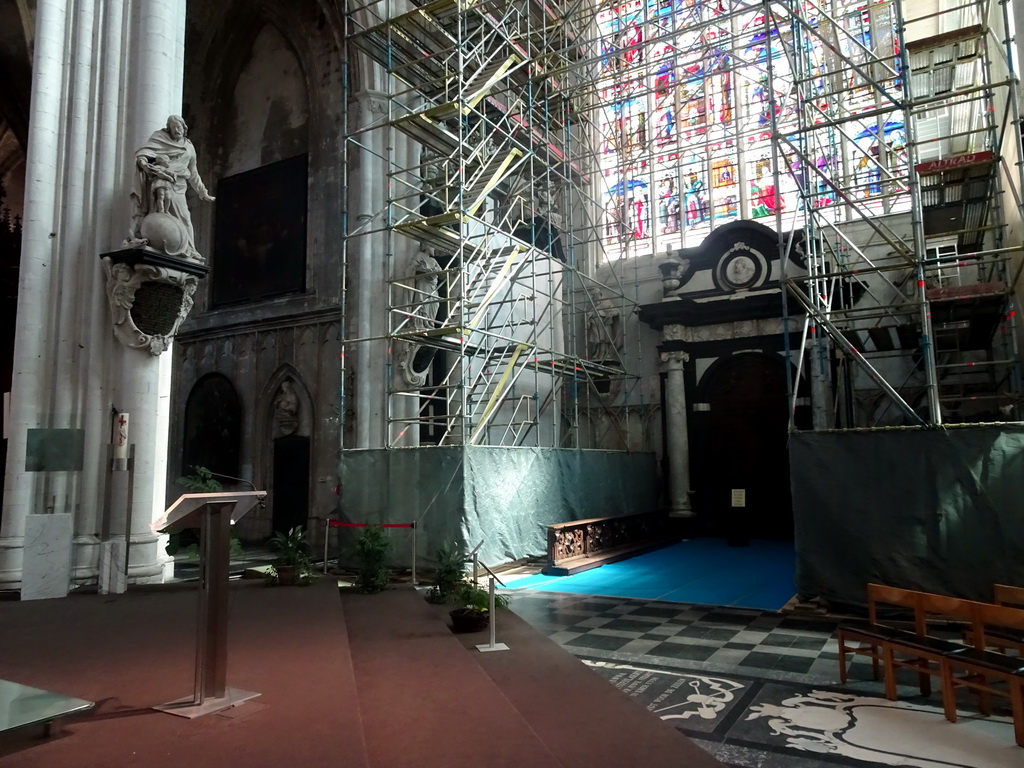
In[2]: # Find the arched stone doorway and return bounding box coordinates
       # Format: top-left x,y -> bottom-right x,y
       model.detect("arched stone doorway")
690,352 -> 792,542
182,374 -> 242,479
266,371 -> 312,536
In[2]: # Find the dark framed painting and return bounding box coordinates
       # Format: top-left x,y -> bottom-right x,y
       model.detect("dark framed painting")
211,154 -> 308,306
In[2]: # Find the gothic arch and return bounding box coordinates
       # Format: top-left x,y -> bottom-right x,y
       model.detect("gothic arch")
263,364 -> 314,439
181,373 -> 243,479
258,365 -> 315,536
188,0 -> 339,179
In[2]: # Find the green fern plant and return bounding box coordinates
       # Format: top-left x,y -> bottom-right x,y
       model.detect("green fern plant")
428,542 -> 466,604
353,523 -> 392,593
176,465 -> 223,492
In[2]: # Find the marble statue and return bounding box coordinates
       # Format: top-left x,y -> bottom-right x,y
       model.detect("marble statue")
127,115 -> 215,261
273,380 -> 300,437
586,291 -> 623,363
410,246 -> 441,332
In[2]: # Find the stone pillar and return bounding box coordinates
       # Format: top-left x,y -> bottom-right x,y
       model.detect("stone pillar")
349,90 -> 391,449
661,350 -> 694,518
116,0 -> 187,585
0,0 -> 187,593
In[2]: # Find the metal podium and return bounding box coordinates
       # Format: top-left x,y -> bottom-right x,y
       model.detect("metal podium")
149,491 -> 265,718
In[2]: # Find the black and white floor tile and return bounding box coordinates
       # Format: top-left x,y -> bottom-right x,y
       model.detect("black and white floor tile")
506,591 -> 1020,768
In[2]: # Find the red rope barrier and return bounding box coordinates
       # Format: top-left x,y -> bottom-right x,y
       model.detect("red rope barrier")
327,521 -> 414,529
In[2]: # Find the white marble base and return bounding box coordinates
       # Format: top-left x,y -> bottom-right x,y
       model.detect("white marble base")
98,540 -> 127,595
153,688 -> 261,719
21,514 -> 73,601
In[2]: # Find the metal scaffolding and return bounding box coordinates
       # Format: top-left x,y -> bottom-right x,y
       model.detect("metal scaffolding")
341,0 -> 1024,444
771,0 -> 1024,428
343,0 -> 647,450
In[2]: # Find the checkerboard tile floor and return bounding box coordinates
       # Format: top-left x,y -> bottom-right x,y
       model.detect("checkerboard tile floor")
508,591 -> 853,683
504,589 -> 1020,768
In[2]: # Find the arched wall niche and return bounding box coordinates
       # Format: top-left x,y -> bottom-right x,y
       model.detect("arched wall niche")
181,373 -> 243,481
183,0 -> 346,316
262,365 -> 315,538
188,0 -> 330,178
223,24 -> 309,176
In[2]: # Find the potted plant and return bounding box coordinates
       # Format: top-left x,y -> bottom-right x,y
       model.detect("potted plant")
353,523 -> 391,593
449,580 -> 509,633
167,466 -> 242,559
268,525 -> 310,586
427,541 -> 466,604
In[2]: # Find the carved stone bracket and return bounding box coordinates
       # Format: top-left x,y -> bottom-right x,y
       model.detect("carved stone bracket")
100,247 -> 209,356
662,324 -> 687,343
396,340 -> 430,388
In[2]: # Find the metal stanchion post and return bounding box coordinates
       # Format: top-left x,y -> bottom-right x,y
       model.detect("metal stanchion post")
476,576 -> 509,653
411,522 -> 417,585
324,519 -> 331,574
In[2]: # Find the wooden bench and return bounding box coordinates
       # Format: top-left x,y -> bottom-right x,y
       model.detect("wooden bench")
964,584 -> 1024,655
837,584 -> 1024,746
837,584 -> 970,701
941,600 -> 1024,747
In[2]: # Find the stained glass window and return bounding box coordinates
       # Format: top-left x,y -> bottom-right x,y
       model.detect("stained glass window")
595,0 -> 908,260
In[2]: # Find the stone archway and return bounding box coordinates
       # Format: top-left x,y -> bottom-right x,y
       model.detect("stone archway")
265,369 -> 313,536
690,351 -> 792,542
182,373 -> 243,479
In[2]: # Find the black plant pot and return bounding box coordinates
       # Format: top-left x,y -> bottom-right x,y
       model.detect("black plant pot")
449,607 -> 489,633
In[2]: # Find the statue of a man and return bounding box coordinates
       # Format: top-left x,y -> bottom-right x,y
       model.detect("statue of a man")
586,291 -> 623,363
127,115 -> 215,261
273,380 -> 300,437
410,247 -> 441,332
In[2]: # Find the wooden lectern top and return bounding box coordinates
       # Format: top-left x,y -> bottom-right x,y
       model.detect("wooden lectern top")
151,491 -> 267,532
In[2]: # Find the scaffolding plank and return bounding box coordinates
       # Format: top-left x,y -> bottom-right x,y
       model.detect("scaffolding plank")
464,54 -> 523,109
393,112 -> 461,155
464,148 -> 524,215
905,25 -> 985,53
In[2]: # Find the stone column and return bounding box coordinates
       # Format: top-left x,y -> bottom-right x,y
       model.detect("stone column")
349,90 -> 391,449
661,350 -> 694,518
116,0 -> 188,585
0,0 -> 187,593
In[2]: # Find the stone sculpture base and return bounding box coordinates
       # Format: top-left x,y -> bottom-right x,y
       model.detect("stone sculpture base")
99,247 -> 210,355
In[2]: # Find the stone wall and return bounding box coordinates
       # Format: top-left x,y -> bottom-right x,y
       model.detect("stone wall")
171,1 -> 348,547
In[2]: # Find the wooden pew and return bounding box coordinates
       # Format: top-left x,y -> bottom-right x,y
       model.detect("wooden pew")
837,583 -> 1024,746
837,584 -> 969,701
940,600 -> 1024,747
995,584 -> 1024,609
963,584 -> 1024,655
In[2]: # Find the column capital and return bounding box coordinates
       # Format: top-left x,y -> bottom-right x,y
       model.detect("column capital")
660,350 -> 690,368
350,90 -> 391,128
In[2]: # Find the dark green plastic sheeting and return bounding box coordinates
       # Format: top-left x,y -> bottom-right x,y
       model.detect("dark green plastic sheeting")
791,425 -> 1024,607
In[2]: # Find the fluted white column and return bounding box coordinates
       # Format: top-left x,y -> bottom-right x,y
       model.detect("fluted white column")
0,0 -> 69,585
350,90 -> 390,449
661,350 -> 694,517
114,0 -> 187,583
0,0 -> 187,591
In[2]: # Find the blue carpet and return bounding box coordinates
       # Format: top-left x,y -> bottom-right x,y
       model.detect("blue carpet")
508,539 -> 796,611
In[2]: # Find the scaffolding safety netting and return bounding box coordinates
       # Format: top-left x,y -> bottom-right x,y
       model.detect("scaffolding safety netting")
338,447 -> 657,567
791,424 -> 1024,607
